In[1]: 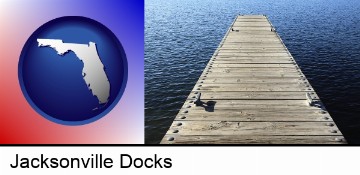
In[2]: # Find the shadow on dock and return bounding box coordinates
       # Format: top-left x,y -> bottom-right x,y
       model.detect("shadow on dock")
199,101 -> 217,112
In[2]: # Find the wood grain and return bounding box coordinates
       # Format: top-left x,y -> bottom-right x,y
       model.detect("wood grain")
161,135 -> 346,144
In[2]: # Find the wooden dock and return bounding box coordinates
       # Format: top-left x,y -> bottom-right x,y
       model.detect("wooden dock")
160,15 -> 346,144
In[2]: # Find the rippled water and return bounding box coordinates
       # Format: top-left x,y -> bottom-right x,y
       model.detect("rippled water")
145,0 -> 360,144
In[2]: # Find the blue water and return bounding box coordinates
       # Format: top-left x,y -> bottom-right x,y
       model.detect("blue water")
145,0 -> 360,144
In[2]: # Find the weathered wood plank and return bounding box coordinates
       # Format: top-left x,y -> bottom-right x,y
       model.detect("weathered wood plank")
180,106 -> 327,113
200,77 -> 305,83
186,91 -> 319,100
193,87 -> 313,92
235,18 -> 268,21
166,121 -> 343,136
216,52 -> 290,57
182,100 -> 312,106
218,49 -> 287,53
224,38 -> 281,42
237,15 -> 267,18
225,36 -> 280,39
180,106 -> 324,113
223,41 -> 282,44
218,45 -> 287,49
213,56 -> 293,59
175,113 -> 332,122
212,60 -> 295,64
220,45 -> 285,49
209,64 -> 296,68
208,67 -> 299,72
232,27 -> 273,31
161,135 -> 346,144
202,73 -> 303,78
181,105 -> 326,113
233,23 -> 272,27
226,35 -> 278,38
207,70 -> 300,73
192,84 -> 313,92
235,19 -> 268,22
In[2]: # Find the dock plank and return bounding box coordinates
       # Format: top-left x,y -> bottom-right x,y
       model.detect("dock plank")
216,52 -> 290,57
201,78 -> 304,83
166,121 -> 343,136
212,60 -> 294,64
209,63 -> 296,67
161,135 -> 346,144
209,67 -> 299,72
186,91 -> 320,100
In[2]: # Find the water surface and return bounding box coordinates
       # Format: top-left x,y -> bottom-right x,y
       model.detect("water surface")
145,0 -> 360,144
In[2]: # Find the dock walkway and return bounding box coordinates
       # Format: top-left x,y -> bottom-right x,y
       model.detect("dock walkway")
161,15 -> 346,144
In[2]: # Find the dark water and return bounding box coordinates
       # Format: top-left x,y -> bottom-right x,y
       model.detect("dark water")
145,0 -> 360,144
